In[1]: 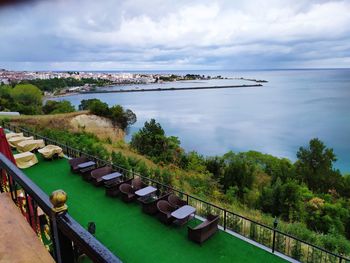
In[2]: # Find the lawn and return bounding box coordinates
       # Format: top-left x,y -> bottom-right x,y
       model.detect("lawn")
24,155 -> 286,263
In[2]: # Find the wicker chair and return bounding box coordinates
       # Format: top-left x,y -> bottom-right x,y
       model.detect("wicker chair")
69,157 -> 88,174
119,177 -> 146,202
119,184 -> 136,202
188,214 -> 219,244
157,200 -> 175,225
131,177 -> 145,190
105,178 -> 132,197
139,192 -> 171,215
90,166 -> 113,186
168,194 -> 187,209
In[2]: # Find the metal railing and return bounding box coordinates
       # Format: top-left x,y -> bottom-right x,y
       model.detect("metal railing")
2,121 -> 350,263
0,127 -> 122,262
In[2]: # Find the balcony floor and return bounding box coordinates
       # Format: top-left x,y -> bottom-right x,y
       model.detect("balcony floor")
24,155 -> 286,263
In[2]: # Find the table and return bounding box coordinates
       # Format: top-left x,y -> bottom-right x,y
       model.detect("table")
101,172 -> 122,182
78,161 -> 96,169
14,152 -> 38,169
135,186 -> 157,197
171,205 -> 196,225
17,139 -> 45,153
77,161 -> 96,174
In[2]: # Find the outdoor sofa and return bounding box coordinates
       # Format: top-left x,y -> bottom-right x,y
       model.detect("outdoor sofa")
68,156 -> 89,173
188,214 -> 219,244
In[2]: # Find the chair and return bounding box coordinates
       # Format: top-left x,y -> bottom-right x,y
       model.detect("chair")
139,192 -> 171,215
131,177 -> 145,190
188,214 -> 219,244
157,200 -> 175,224
69,157 -> 88,173
168,194 -> 187,209
89,166 -> 113,186
119,184 -> 136,202
119,177 -> 146,202
105,178 -> 132,197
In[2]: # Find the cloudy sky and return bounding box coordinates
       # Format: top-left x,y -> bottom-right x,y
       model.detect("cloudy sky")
0,0 -> 350,70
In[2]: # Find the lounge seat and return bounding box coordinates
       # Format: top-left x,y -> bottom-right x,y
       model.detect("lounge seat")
139,192 -> 171,215
68,156 -> 88,173
90,166 -> 113,186
188,214 -> 219,244
157,200 -> 175,225
168,193 -> 187,209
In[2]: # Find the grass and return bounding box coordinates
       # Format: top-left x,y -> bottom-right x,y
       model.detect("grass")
22,155 -> 286,263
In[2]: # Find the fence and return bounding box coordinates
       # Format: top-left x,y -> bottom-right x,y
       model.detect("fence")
2,121 -> 350,263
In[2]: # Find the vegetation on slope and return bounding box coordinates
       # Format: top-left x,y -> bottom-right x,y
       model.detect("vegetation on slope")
5,114 -> 350,257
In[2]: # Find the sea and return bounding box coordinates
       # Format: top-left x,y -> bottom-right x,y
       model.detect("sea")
51,69 -> 350,174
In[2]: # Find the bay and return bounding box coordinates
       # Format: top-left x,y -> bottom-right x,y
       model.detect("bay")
52,69 -> 350,173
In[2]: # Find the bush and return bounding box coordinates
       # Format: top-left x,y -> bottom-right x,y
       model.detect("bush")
42,100 -> 75,114
78,99 -> 136,130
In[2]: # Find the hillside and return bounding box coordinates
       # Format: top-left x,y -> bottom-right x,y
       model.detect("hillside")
4,113 -> 350,257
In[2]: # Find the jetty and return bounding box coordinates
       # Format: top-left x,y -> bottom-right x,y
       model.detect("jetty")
80,84 -> 263,94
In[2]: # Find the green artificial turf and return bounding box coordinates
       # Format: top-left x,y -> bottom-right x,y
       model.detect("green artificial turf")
24,155 -> 286,263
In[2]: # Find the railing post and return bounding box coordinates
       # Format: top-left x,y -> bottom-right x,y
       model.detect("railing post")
272,229 -> 276,253
272,217 -> 278,253
50,190 -> 75,263
224,210 -> 227,230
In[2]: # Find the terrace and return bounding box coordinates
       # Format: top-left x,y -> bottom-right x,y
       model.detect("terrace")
1,123 -> 349,263
23,154 -> 285,263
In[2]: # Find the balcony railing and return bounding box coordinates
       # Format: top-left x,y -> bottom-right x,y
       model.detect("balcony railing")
0,127 -> 122,263
2,121 -> 350,263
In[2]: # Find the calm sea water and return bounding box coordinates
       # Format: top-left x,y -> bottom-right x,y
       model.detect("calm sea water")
52,69 -> 350,173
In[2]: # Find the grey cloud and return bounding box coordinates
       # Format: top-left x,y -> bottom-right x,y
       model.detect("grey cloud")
0,0 -> 349,70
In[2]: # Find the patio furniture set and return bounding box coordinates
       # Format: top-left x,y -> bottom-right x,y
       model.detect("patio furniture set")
68,156 -> 219,244
6,132 -> 64,169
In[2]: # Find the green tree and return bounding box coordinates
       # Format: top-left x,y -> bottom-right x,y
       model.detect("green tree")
78,99 -> 101,111
295,138 -> 342,193
0,85 -> 13,111
130,119 -> 182,164
42,100 -> 75,114
10,84 -> 42,114
221,153 -> 255,198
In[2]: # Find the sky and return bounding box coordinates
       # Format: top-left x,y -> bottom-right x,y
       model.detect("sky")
0,0 -> 350,71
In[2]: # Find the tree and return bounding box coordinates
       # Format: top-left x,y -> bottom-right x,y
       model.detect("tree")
0,85 -> 13,111
89,100 -> 110,116
42,100 -> 75,114
295,138 -> 341,193
78,99 -> 101,111
221,153 -> 255,198
130,119 -> 182,164
109,105 -> 137,130
10,84 -> 42,114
